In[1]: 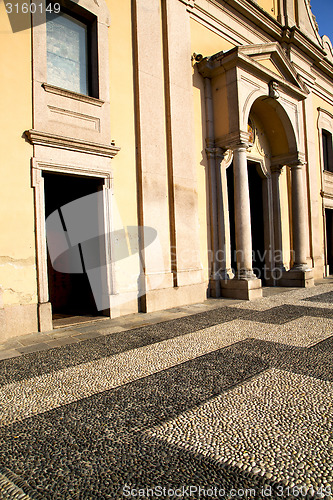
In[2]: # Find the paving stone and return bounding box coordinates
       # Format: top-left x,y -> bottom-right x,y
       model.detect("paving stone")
0,283 -> 333,499
0,350 -> 21,360
45,338 -> 81,348
71,331 -> 103,341
16,343 -> 52,354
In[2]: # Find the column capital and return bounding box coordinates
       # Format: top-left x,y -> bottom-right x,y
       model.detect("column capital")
231,142 -> 249,153
270,164 -> 284,174
205,140 -> 227,161
271,152 -> 306,169
288,160 -> 307,170
216,130 -> 250,150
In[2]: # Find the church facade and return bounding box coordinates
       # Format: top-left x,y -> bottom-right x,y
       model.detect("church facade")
1,0 -> 333,340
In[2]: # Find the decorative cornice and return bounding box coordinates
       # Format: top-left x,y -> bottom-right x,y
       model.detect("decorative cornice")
178,0 -> 194,10
197,44 -> 309,99
194,0 -> 333,80
25,130 -> 120,158
206,0 -> 282,39
215,130 -> 250,150
270,152 -> 306,167
42,83 -> 105,107
318,107 -> 333,121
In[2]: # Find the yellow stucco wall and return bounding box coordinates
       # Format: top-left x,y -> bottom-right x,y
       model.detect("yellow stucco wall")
190,19 -> 235,281
255,0 -> 278,19
0,6 -> 36,307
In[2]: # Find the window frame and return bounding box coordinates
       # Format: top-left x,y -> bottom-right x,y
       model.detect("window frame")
322,129 -> 333,173
46,0 -> 99,98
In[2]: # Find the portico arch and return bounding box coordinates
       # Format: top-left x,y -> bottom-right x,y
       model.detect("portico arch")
198,43 -> 314,299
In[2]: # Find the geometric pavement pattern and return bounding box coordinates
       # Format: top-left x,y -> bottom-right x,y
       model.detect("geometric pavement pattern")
0,283 -> 332,499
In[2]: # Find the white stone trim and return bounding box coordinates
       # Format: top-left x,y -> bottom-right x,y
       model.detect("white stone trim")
31,158 -> 115,328
42,83 -> 105,106
25,130 -> 120,158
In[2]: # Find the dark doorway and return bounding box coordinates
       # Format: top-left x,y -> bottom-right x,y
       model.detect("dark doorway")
248,162 -> 266,282
226,164 -> 236,274
43,172 -> 105,318
326,209 -> 333,275
227,161 -> 266,282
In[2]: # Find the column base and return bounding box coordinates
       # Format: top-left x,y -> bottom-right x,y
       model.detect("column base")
220,277 -> 262,300
209,269 -> 234,298
278,268 -> 314,288
209,278 -> 221,298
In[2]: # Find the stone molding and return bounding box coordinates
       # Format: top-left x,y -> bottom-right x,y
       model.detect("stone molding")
322,171 -> 333,206
193,0 -> 333,81
178,0 -> 194,10
198,0 -> 281,40
31,159 -> 114,190
31,158 -> 115,327
25,130 -> 120,158
216,131 -> 250,150
270,164 -> 284,174
270,152 -> 306,167
42,83 -> 105,107
198,43 -> 308,99
317,107 -> 333,133
205,146 -> 226,160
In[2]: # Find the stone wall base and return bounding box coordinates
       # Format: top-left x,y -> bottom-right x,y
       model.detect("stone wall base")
38,302 -> 53,332
140,282 -> 207,313
109,292 -> 140,319
220,278 -> 263,300
278,269 -> 315,287
0,303 -> 38,342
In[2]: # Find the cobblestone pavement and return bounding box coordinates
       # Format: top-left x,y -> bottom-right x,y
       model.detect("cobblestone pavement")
0,281 -> 333,500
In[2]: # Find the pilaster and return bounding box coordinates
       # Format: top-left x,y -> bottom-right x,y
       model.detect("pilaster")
133,0 -> 174,309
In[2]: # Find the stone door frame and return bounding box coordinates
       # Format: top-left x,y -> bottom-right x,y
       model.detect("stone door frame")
32,158 -> 114,331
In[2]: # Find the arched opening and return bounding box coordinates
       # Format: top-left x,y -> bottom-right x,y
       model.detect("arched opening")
227,95 -> 299,285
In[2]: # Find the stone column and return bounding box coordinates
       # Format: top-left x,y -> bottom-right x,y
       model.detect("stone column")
279,161 -> 314,288
271,164 -> 285,271
232,144 -> 256,279
221,143 -> 262,300
290,162 -> 308,269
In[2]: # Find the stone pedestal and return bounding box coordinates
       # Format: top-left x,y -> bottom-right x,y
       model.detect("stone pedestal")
221,277 -> 262,300
279,268 -> 314,288
209,276 -> 221,298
